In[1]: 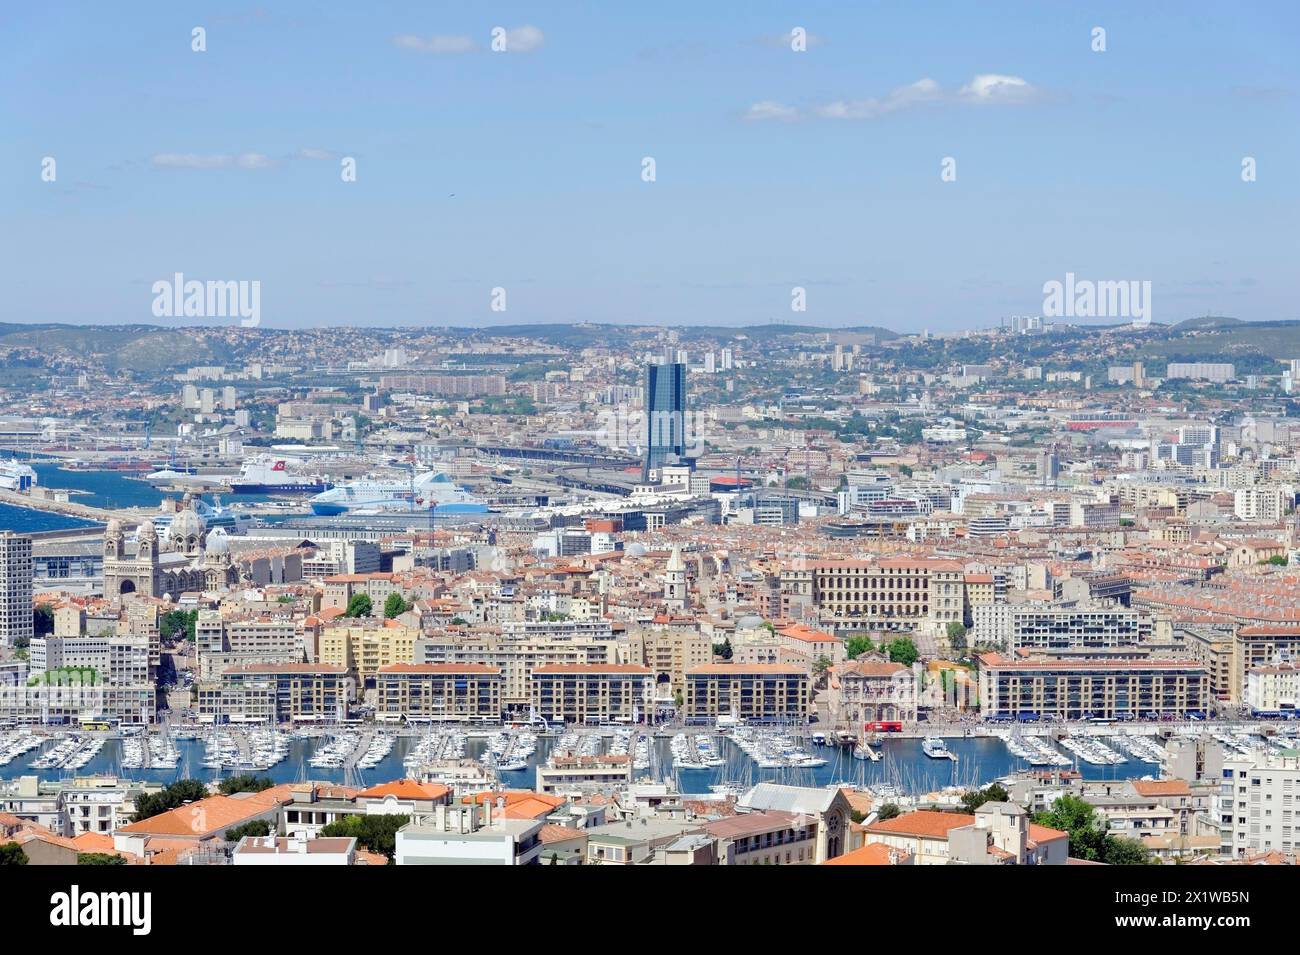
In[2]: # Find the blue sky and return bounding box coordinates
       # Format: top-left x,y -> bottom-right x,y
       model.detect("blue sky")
2,1 -> 1297,332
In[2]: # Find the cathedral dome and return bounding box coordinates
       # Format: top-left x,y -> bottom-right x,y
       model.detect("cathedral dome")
137,520 -> 158,541
171,507 -> 205,541
205,527 -> 230,555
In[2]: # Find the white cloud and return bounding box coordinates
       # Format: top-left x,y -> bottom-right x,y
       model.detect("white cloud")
236,152 -> 274,169
393,33 -> 478,54
958,74 -> 1037,103
151,153 -> 232,169
815,78 -> 943,120
294,148 -> 337,161
501,25 -> 544,52
745,100 -> 800,122
393,26 -> 544,54
748,73 -> 1040,122
151,152 -> 278,170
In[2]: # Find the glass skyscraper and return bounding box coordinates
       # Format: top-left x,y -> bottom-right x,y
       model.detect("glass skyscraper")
643,360 -> 687,480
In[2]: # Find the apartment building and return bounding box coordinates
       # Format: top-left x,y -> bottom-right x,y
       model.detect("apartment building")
319,622 -> 421,690
1246,663 -> 1300,716
0,532 -> 33,649
973,605 -> 1153,653
865,807 -> 1068,865
414,631 -> 619,715
1234,486 -> 1292,522
1233,626 -> 1300,704
1220,753 -> 1300,858
620,626 -> 712,701
197,663 -> 354,723
29,633 -> 151,687
977,654 -> 1210,721
683,664 -> 811,722
0,775 -> 147,836
1181,625 -> 1236,702
375,663 -> 502,722
0,681 -> 156,726
529,664 -> 653,724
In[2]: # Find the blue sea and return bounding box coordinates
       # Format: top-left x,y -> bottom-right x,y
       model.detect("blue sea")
0,462 -> 275,534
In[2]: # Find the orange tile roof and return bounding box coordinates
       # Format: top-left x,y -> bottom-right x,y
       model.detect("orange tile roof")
357,780 -> 451,801
1132,780 -> 1192,797
824,842 -> 911,865
865,810 -> 976,839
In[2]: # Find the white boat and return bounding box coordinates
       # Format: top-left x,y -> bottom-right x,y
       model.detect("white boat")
309,471 -> 488,516
922,736 -> 955,760
0,461 -> 36,492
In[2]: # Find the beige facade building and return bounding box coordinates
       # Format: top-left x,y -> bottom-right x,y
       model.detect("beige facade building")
683,664 -> 811,721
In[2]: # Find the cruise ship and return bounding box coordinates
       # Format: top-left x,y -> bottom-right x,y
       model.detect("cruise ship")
229,455 -> 333,495
0,461 -> 36,491
309,471 -> 489,516
152,496 -> 254,536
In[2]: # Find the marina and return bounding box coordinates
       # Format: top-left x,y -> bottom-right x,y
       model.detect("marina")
7,723 -> 1291,794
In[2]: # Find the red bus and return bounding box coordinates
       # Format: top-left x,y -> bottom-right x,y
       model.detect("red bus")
865,720 -> 903,733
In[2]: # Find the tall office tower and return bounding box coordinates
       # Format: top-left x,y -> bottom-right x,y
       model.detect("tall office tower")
704,351 -> 716,374
643,360 -> 687,481
1038,446 -> 1060,488
0,532 -> 33,649
1179,424 -> 1220,449
720,348 -> 733,371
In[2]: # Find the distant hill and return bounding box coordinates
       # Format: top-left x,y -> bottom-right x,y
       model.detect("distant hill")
1170,315 -> 1245,331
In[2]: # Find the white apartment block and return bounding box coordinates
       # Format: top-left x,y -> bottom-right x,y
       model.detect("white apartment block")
1234,486 -> 1292,522
1246,664 -> 1300,716
0,532 -> 33,649
1219,753 -> 1300,858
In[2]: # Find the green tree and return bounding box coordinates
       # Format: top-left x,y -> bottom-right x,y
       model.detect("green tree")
0,842 -> 27,865
946,622 -> 968,655
885,637 -> 920,667
960,783 -> 1009,814
131,779 -> 210,822
812,655 -> 833,683
219,774 -> 274,796
876,803 -> 901,821
225,820 -> 272,842
160,609 -> 198,642
1262,555 -> 1288,567
1034,795 -> 1101,859
845,635 -> 874,660
344,594 -> 373,618
77,853 -> 126,865
384,593 -> 412,618
712,639 -> 733,660
1104,835 -> 1155,866
320,814 -> 409,860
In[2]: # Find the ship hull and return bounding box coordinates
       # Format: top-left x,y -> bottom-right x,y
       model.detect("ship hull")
230,481 -> 332,495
